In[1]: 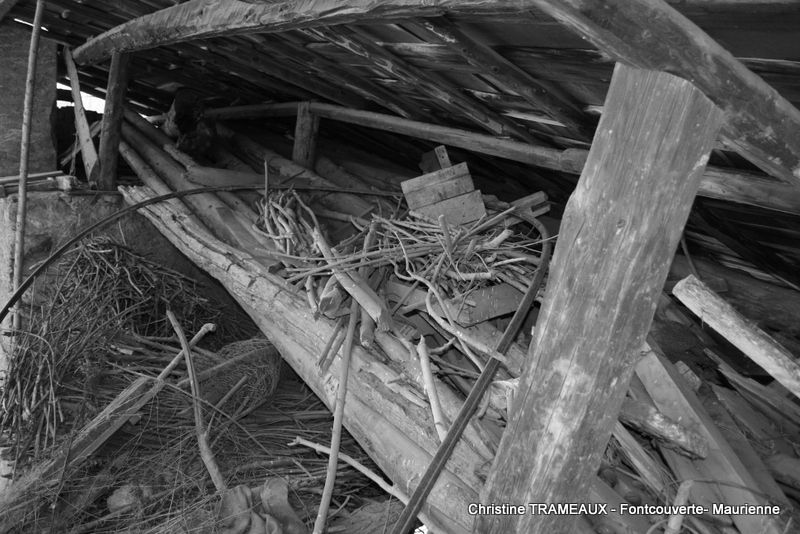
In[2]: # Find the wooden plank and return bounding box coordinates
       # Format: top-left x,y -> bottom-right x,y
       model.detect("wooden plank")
405,177 -> 474,210
401,162 -> 470,195
530,0 -> 800,183
62,48 -> 99,182
97,52 -> 129,190
443,283 -> 522,326
419,145 -> 452,173
477,64 -> 723,534
292,101 -> 319,168
414,190 -> 485,226
635,350 -> 787,534
673,275 -> 800,399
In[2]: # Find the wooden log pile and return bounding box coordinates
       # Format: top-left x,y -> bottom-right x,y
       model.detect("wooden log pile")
98,110 -> 800,533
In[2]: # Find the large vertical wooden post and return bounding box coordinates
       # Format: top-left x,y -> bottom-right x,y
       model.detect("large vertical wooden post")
97,52 -> 129,190
292,101 -> 319,168
476,63 -> 723,534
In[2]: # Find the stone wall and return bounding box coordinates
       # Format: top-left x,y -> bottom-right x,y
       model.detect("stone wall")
0,20 -> 57,176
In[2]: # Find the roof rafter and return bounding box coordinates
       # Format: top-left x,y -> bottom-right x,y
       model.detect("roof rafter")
529,0 -> 800,184
71,0 -> 800,183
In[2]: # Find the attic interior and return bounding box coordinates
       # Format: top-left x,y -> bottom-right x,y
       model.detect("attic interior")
1,1 -> 800,533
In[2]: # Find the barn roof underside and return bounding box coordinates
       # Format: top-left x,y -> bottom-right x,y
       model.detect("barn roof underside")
5,0 -> 800,287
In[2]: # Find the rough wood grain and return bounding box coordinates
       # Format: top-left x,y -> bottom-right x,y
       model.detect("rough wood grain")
477,63 -> 723,534
62,48 -> 99,182
420,17 -> 591,141
71,0 -> 559,65
97,52 -> 129,189
531,0 -> 800,183
635,350 -> 788,534
207,102 -> 800,215
292,101 -> 319,169
673,274 -> 800,399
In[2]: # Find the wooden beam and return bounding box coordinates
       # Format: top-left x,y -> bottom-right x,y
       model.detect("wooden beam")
673,275 -> 800,399
252,34 -> 420,119
97,52 -> 129,189
206,101 -> 800,215
292,102 -> 319,168
478,63 -> 723,533
71,0 -> 553,65
0,0 -> 21,22
419,17 -> 591,141
311,25 -> 540,143
529,0 -> 800,183
62,48 -> 100,182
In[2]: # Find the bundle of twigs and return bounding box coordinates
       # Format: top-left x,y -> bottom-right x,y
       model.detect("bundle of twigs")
0,238 -> 231,467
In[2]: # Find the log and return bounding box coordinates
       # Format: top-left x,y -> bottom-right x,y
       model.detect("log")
62,48 -> 99,182
673,275 -> 800,399
477,63 -> 723,534
97,52 -> 130,189
292,101 -> 319,169
208,101 -> 800,215
120,185 -> 484,534
119,119 -> 272,258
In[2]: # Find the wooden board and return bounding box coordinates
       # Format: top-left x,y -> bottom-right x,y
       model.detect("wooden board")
413,190 -> 485,225
635,350 -> 788,534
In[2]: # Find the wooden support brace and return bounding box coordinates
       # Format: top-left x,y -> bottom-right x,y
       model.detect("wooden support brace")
97,52 -> 130,190
292,102 -> 319,169
477,63 -> 723,534
63,48 -> 99,182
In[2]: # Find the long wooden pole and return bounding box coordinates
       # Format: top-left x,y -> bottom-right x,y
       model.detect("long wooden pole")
477,63 -> 724,534
11,0 -> 45,332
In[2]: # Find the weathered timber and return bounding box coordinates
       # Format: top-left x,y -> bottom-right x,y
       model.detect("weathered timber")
420,17 -> 591,141
119,120 -> 270,256
71,0 -> 564,65
673,275 -> 800,399
206,101 -> 800,215
477,64 -> 723,534
668,254 -> 800,339
311,25 -> 540,144
618,398 -> 708,458
62,48 -> 99,181
635,350 -> 789,534
97,52 -> 129,189
419,145 -> 452,173
251,34 -> 419,119
530,0 -> 800,183
705,386 -> 789,507
119,186 -> 483,534
292,101 -> 319,169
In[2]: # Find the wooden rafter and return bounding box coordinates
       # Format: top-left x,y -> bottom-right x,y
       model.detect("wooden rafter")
529,0 -> 800,184
309,26 -> 541,143
71,0 -> 550,65
418,17 -> 592,141
249,34 -> 421,119
71,0 -> 800,183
